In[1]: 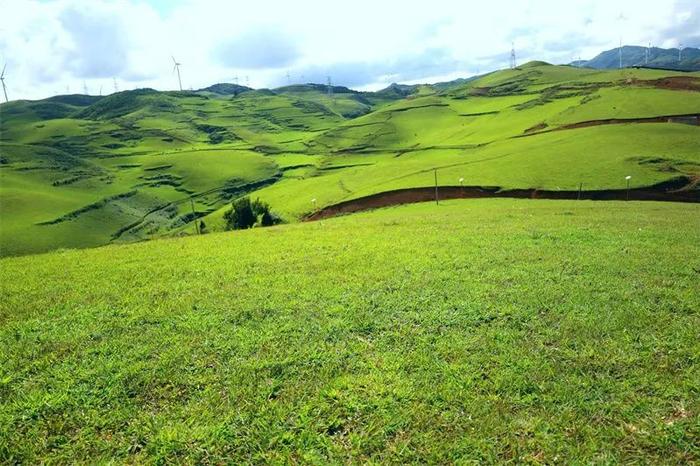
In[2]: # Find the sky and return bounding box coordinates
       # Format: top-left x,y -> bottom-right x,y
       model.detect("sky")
0,0 -> 698,100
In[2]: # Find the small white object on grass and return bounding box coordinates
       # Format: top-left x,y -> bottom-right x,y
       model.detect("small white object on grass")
459,177 -> 464,186
625,175 -> 632,180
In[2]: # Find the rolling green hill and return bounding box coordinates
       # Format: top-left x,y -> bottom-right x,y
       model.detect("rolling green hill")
1,62 -> 699,256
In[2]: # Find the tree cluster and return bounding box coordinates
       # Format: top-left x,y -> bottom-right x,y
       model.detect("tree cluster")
224,197 -> 280,230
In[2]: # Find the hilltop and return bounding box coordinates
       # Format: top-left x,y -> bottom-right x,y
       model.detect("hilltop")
1,62 -> 699,256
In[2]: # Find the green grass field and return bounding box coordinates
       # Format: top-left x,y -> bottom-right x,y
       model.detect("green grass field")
1,63 -> 699,256
1,199 -> 698,463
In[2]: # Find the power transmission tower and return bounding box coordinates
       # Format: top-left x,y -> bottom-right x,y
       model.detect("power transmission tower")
327,76 -> 332,98
510,42 -> 517,69
113,77 -> 119,93
83,81 -> 88,95
679,44 -> 683,63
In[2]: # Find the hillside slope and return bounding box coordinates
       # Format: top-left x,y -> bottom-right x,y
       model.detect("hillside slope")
1,199 -> 699,463
1,63 -> 699,255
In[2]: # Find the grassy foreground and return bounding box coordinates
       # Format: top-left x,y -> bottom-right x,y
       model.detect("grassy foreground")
1,199 -> 699,463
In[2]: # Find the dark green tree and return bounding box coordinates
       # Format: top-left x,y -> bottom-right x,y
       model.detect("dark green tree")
260,210 -> 274,226
224,197 -> 256,230
224,197 -> 281,230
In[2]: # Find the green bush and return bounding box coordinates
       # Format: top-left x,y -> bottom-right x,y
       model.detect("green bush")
224,197 -> 280,230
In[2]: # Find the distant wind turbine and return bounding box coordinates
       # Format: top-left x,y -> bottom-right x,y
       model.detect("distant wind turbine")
172,56 -> 183,91
645,42 -> 651,64
619,38 -> 623,69
0,64 -> 8,102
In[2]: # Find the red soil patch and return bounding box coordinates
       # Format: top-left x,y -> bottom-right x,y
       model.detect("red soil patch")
645,76 -> 700,92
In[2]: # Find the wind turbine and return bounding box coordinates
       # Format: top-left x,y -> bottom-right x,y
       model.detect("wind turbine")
0,64 -> 8,102
645,42 -> 651,64
172,56 -> 183,91
619,37 -> 623,69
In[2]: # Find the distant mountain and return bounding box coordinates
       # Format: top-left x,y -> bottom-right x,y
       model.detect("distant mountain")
198,83 -> 252,95
275,83 -> 360,95
432,74 -> 486,91
373,83 -> 421,98
574,45 -> 700,71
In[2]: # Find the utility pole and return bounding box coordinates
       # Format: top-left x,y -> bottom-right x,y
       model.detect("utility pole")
434,169 -> 439,205
190,198 -> 200,234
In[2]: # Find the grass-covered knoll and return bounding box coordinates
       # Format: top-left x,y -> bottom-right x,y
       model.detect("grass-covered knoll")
1,199 -> 698,463
2,63 -> 699,255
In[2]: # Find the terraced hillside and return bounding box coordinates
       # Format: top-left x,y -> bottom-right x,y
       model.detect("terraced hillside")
0,85 -> 400,255
1,63 -> 699,255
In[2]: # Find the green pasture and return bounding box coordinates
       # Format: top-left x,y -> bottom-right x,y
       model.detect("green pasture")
1,199 -> 698,463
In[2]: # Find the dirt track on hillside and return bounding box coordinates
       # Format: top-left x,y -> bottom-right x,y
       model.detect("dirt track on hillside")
516,113 -> 700,138
305,178 -> 699,221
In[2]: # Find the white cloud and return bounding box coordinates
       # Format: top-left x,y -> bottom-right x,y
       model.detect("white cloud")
0,0 -> 697,100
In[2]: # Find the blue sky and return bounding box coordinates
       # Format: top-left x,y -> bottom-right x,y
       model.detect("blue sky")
1,0 -> 698,100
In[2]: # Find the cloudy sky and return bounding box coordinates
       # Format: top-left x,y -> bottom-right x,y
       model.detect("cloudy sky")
0,0 -> 698,100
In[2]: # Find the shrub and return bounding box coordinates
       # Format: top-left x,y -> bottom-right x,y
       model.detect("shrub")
260,210 -> 274,227
224,197 -> 256,230
224,197 -> 281,230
